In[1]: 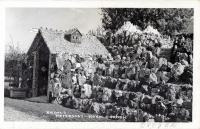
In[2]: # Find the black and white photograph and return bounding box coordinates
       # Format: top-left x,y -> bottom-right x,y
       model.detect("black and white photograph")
3,4 -> 198,125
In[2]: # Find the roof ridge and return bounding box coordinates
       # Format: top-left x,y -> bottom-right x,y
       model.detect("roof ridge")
65,28 -> 79,35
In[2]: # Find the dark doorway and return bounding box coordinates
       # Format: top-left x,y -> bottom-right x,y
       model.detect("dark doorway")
37,42 -> 49,96
38,58 -> 48,96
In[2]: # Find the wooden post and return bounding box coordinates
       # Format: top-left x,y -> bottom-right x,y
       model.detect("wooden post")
32,51 -> 39,97
47,53 -> 51,101
18,62 -> 22,88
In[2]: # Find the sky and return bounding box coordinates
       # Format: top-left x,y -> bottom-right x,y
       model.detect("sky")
5,8 -> 102,52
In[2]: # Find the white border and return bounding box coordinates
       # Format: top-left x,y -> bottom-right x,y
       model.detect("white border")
0,0 -> 200,129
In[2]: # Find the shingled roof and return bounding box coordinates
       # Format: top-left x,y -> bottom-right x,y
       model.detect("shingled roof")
30,27 -> 109,56
65,28 -> 82,36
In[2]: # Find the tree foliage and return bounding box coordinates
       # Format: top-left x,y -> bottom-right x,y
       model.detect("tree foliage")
101,8 -> 193,36
87,25 -> 105,36
5,35 -> 26,62
5,35 -> 26,82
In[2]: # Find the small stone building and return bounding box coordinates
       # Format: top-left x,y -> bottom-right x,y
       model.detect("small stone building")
26,27 -> 109,97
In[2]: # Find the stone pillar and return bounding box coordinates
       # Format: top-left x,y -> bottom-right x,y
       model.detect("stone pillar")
32,51 -> 39,97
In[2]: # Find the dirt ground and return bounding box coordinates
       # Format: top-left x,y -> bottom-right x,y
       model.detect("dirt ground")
4,97 -> 121,122
4,106 -> 47,122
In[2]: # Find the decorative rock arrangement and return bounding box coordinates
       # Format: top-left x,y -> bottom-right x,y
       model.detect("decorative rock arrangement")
48,46 -> 192,122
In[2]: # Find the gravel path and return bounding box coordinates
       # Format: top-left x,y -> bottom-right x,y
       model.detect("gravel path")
4,106 -> 47,122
